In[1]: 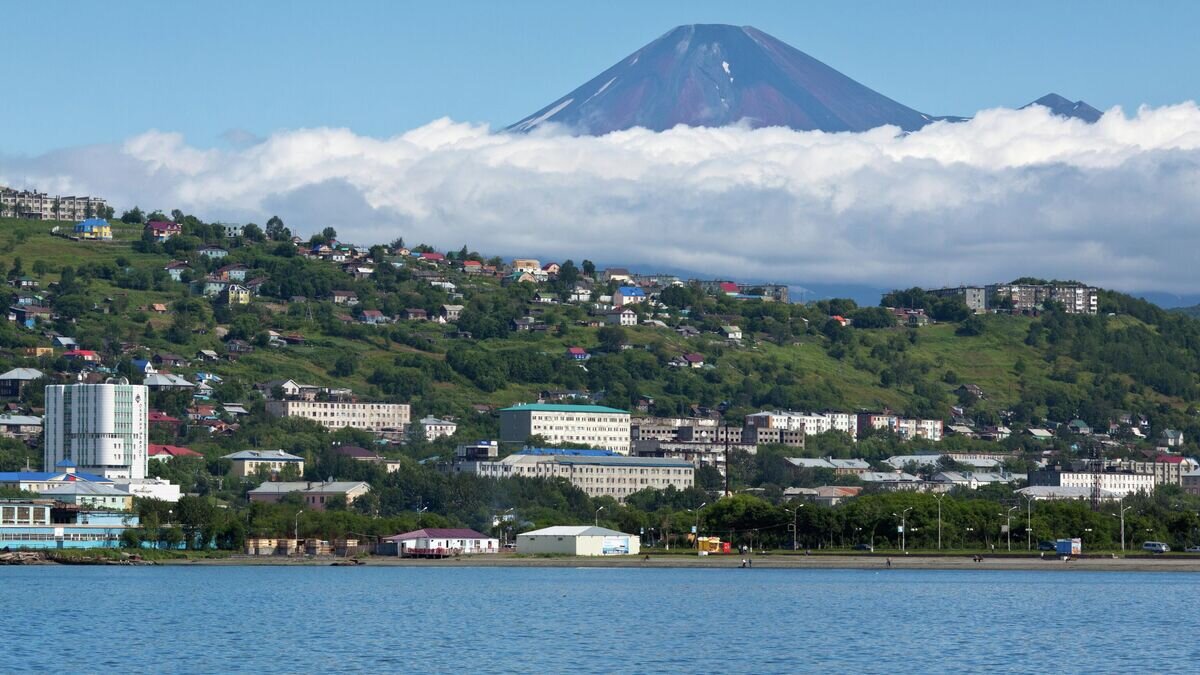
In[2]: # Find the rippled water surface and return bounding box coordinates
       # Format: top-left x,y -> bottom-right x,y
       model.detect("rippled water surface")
2,565 -> 1198,673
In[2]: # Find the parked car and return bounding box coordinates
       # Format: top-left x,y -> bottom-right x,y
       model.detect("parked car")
1037,540 -> 1057,551
1142,541 -> 1170,553
852,543 -> 874,552
1184,545 -> 1200,553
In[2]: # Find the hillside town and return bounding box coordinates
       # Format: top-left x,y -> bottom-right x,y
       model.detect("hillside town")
0,201 -> 1197,557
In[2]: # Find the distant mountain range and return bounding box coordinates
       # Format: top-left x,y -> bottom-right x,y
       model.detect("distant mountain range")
510,24 -> 1101,134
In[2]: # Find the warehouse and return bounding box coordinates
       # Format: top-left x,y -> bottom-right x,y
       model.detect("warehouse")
516,525 -> 640,556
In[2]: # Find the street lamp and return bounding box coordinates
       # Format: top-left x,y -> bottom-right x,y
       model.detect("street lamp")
688,503 -> 707,551
932,493 -> 947,550
893,507 -> 913,552
782,504 -> 803,551
1110,503 -> 1133,551
1000,506 -> 1018,551
1020,493 -> 1036,550
595,505 -> 605,527
965,526 -> 975,550
294,510 -> 304,555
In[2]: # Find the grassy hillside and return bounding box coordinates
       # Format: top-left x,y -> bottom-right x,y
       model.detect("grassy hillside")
0,214 -> 1197,447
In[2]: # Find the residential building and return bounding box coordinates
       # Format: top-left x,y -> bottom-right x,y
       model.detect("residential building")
0,414 -> 42,440
784,485 -> 863,507
1028,468 -> 1155,499
384,528 -> 498,557
197,246 -> 228,259
417,416 -> 457,441
785,457 -> 871,475
331,445 -> 404,473
472,448 -> 692,502
145,221 -> 182,241
858,471 -> 925,490
1183,471 -> 1200,497
73,218 -> 112,240
614,286 -> 646,306
149,444 -> 203,461
247,480 -> 370,509
44,380 -> 149,480
499,403 -> 631,454
331,290 -> 359,305
0,367 -> 44,397
265,399 -> 411,432
516,526 -> 640,556
883,453 -> 1011,471
605,308 -> 637,326
632,439 -> 752,474
222,449 -> 305,479
927,286 -> 988,313
511,259 -> 541,273
441,304 -> 464,322
931,471 -> 1024,490
0,187 -> 108,221
721,325 -> 742,340
986,282 -> 1099,315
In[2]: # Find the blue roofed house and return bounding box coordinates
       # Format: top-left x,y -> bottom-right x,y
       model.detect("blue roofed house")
73,218 -> 113,240
614,286 -> 646,306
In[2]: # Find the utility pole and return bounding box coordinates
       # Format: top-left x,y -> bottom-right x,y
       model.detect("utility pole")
1003,506 -> 1018,551
1021,493 -> 1035,550
294,509 -> 304,555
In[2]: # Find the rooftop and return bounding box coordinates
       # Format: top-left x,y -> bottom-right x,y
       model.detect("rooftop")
222,449 -> 304,462
520,526 -> 633,537
499,403 -> 629,414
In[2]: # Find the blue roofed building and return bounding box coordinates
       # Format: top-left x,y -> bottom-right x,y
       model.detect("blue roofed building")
72,218 -> 113,240
0,499 -> 138,550
614,286 -> 646,307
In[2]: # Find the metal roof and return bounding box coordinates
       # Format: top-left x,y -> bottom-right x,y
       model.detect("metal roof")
222,449 -> 304,461
520,526 -> 634,537
0,367 -> 44,381
499,403 -> 629,414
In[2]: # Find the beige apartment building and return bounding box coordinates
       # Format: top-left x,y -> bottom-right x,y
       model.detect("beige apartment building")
499,404 -> 631,454
265,400 -> 411,432
1,187 -> 108,221
474,451 -> 693,502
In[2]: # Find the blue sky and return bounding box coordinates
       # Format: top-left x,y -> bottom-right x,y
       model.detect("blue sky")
4,0 -> 1199,155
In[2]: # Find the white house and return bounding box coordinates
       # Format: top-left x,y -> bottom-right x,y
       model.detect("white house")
417,416 -> 457,441
385,528 -> 498,557
605,308 -> 637,327
516,525 -> 640,556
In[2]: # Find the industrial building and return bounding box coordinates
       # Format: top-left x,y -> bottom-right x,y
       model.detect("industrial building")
516,525 -> 640,556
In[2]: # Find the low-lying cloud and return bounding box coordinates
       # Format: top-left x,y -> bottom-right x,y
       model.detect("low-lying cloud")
5,103 -> 1200,294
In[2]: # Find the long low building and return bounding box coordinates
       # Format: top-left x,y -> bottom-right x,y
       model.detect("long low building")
470,448 -> 693,502
1028,469 -> 1155,499
265,399 -> 410,432
0,500 -> 136,549
247,481 -> 370,510
517,526 -> 640,556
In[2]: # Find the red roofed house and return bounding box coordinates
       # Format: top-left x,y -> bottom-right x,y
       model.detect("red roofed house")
566,346 -> 589,361
682,352 -> 705,368
145,221 -> 182,242
62,349 -> 100,362
148,410 -> 182,427
360,309 -> 389,325
420,252 -> 445,263
149,444 -> 203,461
718,281 -> 739,295
383,528 -> 499,558
461,260 -> 483,273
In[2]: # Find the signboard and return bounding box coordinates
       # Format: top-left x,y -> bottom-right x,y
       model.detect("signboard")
601,536 -> 630,555
897,525 -> 904,533
691,526 -> 697,534
1000,524 -> 1010,533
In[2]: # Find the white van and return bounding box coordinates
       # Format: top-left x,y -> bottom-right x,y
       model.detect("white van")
1142,541 -> 1170,553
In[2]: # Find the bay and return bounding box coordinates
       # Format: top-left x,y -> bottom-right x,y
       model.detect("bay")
1,566 -> 1197,673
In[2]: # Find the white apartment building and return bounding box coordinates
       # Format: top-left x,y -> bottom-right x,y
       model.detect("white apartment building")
1,187 -> 108,221
499,404 -> 631,454
745,411 -> 859,438
416,416 -> 458,441
1029,470 -> 1156,499
44,381 -> 149,480
265,400 -> 410,432
474,451 -> 693,502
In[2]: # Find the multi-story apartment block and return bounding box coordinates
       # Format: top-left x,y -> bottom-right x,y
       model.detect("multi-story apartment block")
745,411 -> 859,439
927,286 -> 988,313
472,448 -> 693,502
986,283 -> 1098,315
44,381 -> 149,480
1,187 -> 108,221
265,399 -> 410,432
499,403 -> 631,454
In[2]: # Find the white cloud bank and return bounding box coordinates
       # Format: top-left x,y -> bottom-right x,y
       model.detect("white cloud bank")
5,103 -> 1200,294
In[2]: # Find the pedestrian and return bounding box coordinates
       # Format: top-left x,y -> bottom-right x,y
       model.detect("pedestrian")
740,559 -> 746,568
748,558 -> 753,568
886,558 -> 892,569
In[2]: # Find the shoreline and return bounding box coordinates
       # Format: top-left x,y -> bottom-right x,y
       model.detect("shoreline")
147,553 -> 1200,573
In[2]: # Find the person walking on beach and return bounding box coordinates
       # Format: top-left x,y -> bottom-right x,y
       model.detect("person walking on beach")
886,557 -> 892,569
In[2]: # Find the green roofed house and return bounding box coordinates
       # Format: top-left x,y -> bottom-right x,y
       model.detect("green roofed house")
499,404 -> 632,455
